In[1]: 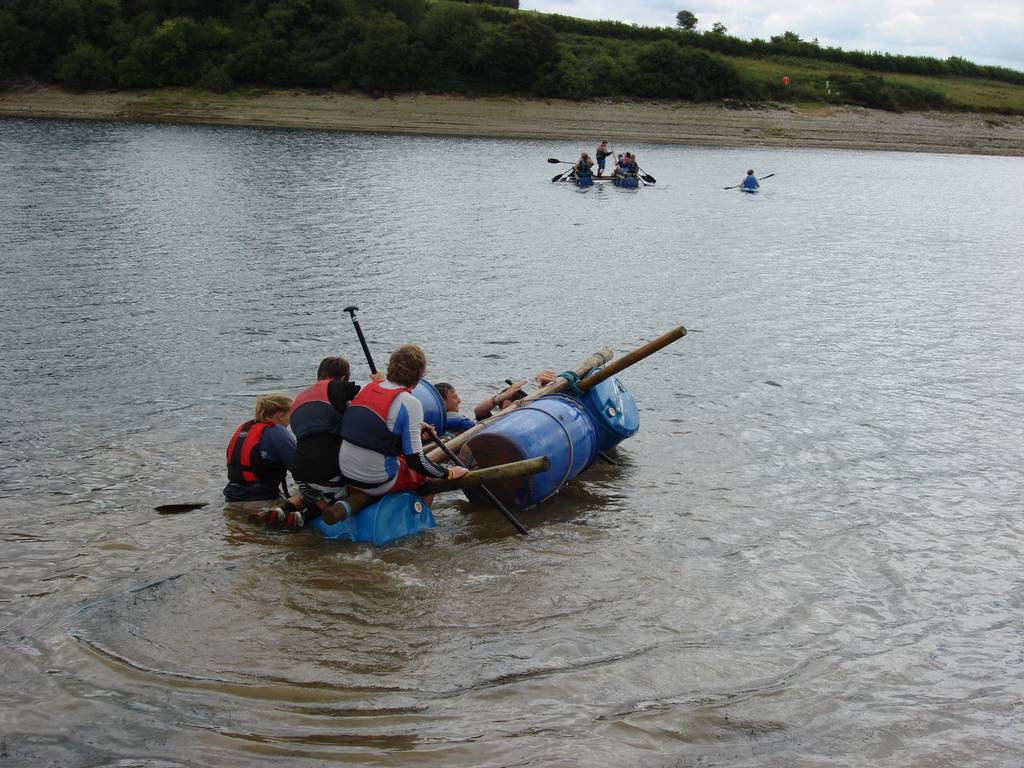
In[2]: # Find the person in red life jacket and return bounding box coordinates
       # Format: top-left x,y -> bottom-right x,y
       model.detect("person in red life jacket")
224,393 -> 302,510
338,344 -> 468,502
265,355 -> 386,530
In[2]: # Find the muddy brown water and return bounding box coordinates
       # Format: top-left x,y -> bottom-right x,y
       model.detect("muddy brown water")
2,118 -> 1023,766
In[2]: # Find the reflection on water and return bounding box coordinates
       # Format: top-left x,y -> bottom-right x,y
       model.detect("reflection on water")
1,118 -> 1023,766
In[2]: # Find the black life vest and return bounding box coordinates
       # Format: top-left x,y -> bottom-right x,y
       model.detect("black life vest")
290,379 -> 345,440
226,420 -> 286,486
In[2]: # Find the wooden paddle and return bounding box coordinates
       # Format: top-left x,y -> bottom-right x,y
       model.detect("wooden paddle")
155,502 -> 208,514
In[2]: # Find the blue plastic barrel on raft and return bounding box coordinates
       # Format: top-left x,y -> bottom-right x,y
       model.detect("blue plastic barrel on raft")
576,175 -> 594,188
573,374 -> 640,453
614,175 -> 639,189
309,492 -> 436,546
411,380 -> 446,435
460,394 -> 599,511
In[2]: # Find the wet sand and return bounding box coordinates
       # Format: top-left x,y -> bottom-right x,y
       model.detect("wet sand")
2,86 -> 1023,156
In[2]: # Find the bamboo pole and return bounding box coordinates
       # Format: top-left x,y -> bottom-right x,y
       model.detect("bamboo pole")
576,326 -> 687,392
424,348 -> 614,463
419,456 -> 551,495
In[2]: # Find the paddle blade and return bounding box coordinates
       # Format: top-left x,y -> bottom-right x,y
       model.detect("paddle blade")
642,174 -> 656,184
155,502 -> 208,514
547,158 -> 561,163
551,172 -> 566,182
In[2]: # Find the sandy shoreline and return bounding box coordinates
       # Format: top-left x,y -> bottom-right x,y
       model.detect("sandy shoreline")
2,86 -> 1023,156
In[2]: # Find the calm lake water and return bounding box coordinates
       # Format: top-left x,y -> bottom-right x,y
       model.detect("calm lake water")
1,117 -> 1023,767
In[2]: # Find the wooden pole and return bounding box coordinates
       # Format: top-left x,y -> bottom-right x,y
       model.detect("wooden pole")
425,348 -> 613,463
419,456 -> 550,495
576,326 -> 687,392
318,457 -> 550,524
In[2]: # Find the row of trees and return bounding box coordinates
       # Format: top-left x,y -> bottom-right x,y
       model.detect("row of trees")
0,0 -> 758,100
0,0 -> 1018,111
671,8 -> 1023,86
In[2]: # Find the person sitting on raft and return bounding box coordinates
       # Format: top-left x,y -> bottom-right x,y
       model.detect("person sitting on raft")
436,373 -> 556,435
595,140 -> 613,177
613,152 -> 639,178
573,152 -> 594,180
224,393 -> 303,511
339,344 -> 468,503
262,356 -> 383,530
435,382 -> 476,435
741,169 -> 760,191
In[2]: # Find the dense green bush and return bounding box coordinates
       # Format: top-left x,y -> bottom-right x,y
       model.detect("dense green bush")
56,41 -> 117,89
630,41 -> 745,100
473,16 -> 559,91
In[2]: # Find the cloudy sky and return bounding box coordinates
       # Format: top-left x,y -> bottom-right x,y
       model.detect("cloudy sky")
522,0 -> 1024,73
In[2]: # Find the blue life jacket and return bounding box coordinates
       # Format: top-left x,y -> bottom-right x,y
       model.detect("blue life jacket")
742,175 -> 759,190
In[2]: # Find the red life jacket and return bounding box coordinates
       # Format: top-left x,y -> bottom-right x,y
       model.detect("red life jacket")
226,420 -> 283,485
340,381 -> 411,456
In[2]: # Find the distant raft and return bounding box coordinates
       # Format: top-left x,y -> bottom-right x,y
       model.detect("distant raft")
561,174 -> 640,187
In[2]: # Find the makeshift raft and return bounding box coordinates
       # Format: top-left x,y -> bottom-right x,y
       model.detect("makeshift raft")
562,175 -> 640,188
310,327 -> 686,545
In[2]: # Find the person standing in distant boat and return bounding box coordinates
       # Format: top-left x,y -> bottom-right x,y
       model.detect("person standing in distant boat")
741,169 -> 759,191
595,139 -> 613,177
224,393 -> 304,511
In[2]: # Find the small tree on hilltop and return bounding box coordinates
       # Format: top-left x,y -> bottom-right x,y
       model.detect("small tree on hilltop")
711,22 -> 727,34
675,10 -> 697,31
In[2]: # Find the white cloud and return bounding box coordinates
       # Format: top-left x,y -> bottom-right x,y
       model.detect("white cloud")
521,0 -> 1024,71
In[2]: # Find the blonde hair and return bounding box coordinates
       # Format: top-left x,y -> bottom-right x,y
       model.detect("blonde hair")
387,344 -> 427,388
255,393 -> 292,421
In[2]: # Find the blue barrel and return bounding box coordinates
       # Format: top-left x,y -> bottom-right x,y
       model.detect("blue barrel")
411,379 -> 446,435
309,492 -> 435,545
576,175 -> 594,188
460,394 -> 599,510
574,374 -> 639,452
614,175 -> 639,189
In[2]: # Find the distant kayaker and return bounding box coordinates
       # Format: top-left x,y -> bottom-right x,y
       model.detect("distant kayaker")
224,393 -> 304,511
741,169 -> 760,191
595,139 -> 613,177
574,152 -> 594,179
339,344 -> 468,500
